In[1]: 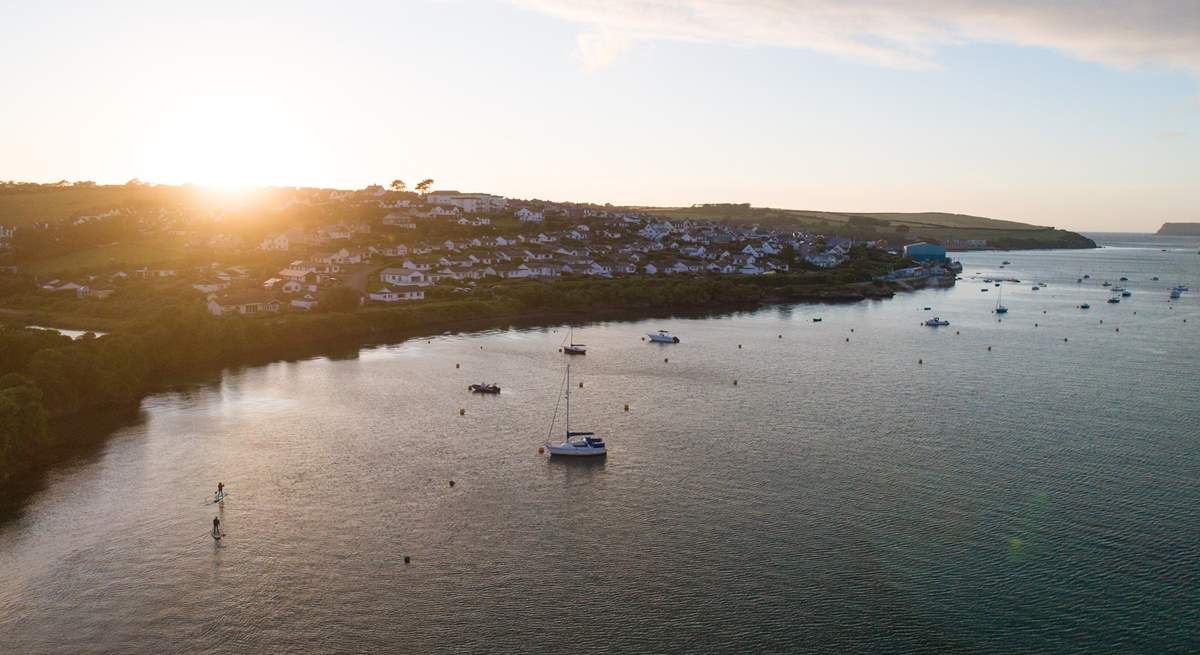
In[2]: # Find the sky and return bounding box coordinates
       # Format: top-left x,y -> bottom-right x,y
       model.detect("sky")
1,1 -> 1197,232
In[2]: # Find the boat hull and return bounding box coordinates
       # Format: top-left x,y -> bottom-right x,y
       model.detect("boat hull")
544,443 -> 607,457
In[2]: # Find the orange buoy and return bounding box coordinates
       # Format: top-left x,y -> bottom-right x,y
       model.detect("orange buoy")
538,446 -> 545,454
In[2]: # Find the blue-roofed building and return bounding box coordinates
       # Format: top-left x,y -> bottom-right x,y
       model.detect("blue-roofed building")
903,242 -> 947,263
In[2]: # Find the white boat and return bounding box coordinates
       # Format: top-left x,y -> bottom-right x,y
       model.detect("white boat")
563,327 -> 586,355
995,286 -> 1008,314
924,317 -> 950,327
648,330 -> 680,343
544,365 -> 606,457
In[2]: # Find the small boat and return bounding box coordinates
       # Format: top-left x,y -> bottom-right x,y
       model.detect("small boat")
924,317 -> 950,327
1170,288 -> 1182,299
995,286 -> 1008,314
544,365 -> 606,457
1083,274 -> 1090,279
1002,260 -> 1011,265
1080,303 -> 1090,309
1102,281 -> 1112,287
563,327 -> 586,355
1178,285 -> 1189,291
1107,296 -> 1120,304
648,330 -> 680,343
1077,278 -> 1082,283
812,317 -> 823,322
1031,286 -> 1040,291
469,383 -> 501,394
1119,276 -> 1128,282
1121,290 -> 1131,297
1152,276 -> 1159,281
980,288 -> 989,292
994,283 -> 1000,287
923,307 -> 931,311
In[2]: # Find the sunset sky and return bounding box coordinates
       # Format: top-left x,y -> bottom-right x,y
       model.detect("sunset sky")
1,1 -> 1197,232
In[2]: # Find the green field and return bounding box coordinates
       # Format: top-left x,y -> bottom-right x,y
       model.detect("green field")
634,205 -> 1095,249
20,238 -> 192,275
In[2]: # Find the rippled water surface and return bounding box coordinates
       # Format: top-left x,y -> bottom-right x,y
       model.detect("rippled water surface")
2,234 -> 1198,653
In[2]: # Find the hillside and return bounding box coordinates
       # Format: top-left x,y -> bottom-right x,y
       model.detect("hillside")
1157,222 -> 1200,236
633,204 -> 1095,249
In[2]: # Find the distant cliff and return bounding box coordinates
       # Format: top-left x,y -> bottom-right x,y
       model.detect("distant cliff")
1157,222 -> 1200,236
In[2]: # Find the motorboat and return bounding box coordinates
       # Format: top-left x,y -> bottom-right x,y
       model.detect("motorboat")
1107,296 -> 1120,304
544,365 -> 606,457
1002,260 -> 1011,265
1121,290 -> 1131,297
1080,303 -> 1091,309
469,383 -> 501,394
1102,281 -> 1112,287
924,317 -> 950,327
812,317 -> 822,322
648,330 -> 680,343
1152,276 -> 1159,281
1119,276 -> 1128,282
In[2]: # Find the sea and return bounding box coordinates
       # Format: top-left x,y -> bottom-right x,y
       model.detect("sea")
1,233 -> 1197,653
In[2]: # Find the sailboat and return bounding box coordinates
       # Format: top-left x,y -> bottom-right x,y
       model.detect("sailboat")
994,284 -> 1008,314
544,365 -> 606,457
563,327 -> 586,355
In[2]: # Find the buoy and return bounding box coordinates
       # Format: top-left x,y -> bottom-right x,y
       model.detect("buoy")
1035,323 -> 1038,327
733,379 -> 738,385
449,480 -> 455,487
623,404 -> 629,411
558,348 -> 562,352
404,556 -> 410,564
845,337 -> 849,342
664,357 -> 669,363
1100,320 -> 1103,324
1043,310 -> 1047,314
579,381 -> 583,388
1115,328 -> 1119,332
738,344 -> 742,349
778,334 -> 782,338
455,363 -> 460,369
850,328 -> 854,333
641,336 -> 645,341
538,447 -> 545,454
988,346 -> 992,351
918,359 -> 923,364
1064,338 -> 1068,342
459,408 -> 465,416
955,331 -> 960,335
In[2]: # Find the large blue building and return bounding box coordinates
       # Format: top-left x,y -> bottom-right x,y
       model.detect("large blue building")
903,242 -> 947,263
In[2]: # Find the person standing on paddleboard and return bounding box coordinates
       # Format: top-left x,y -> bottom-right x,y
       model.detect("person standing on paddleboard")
212,516 -> 221,539
215,482 -> 224,499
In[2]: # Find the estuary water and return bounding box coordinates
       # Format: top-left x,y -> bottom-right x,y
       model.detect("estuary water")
1,234 -> 1198,653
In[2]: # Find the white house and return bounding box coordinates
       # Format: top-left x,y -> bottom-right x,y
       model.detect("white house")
368,286 -> 426,302
380,267 -> 429,286
515,208 -> 544,223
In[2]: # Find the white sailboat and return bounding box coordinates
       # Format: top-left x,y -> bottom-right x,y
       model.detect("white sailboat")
544,364 -> 606,457
563,327 -> 586,355
648,329 -> 680,343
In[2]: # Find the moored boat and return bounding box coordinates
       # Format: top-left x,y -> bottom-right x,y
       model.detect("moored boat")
544,365 -> 606,457
648,330 -> 680,343
924,317 -> 950,327
469,383 -> 501,394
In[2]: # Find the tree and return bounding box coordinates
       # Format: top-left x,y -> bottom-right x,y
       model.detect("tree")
125,178 -> 143,187
415,179 -> 434,195
390,179 -> 406,193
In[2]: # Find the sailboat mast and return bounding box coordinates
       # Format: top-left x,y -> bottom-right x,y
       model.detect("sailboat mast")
564,364 -> 571,437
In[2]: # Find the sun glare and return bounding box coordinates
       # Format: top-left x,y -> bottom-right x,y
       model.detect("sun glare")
137,93 -> 310,190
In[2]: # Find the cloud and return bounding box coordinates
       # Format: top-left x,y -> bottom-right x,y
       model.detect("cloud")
515,0 -> 1200,73
1156,130 -> 1187,139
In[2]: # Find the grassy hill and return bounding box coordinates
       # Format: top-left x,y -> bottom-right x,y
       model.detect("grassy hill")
632,204 -> 1095,249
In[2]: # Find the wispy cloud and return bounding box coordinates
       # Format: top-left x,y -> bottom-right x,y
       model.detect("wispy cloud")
1156,130 -> 1187,139
515,1 -> 1200,73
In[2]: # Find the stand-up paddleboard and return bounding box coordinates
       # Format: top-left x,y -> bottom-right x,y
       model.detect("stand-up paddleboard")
211,529 -> 223,541
207,491 -> 229,505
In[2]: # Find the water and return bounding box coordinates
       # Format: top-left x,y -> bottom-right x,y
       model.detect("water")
2,235 -> 1198,653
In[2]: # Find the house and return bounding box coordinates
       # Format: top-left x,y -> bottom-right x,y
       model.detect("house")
207,291 -> 283,316
515,208 -> 544,223
368,285 -> 426,302
426,191 -> 508,213
380,267 -> 429,286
